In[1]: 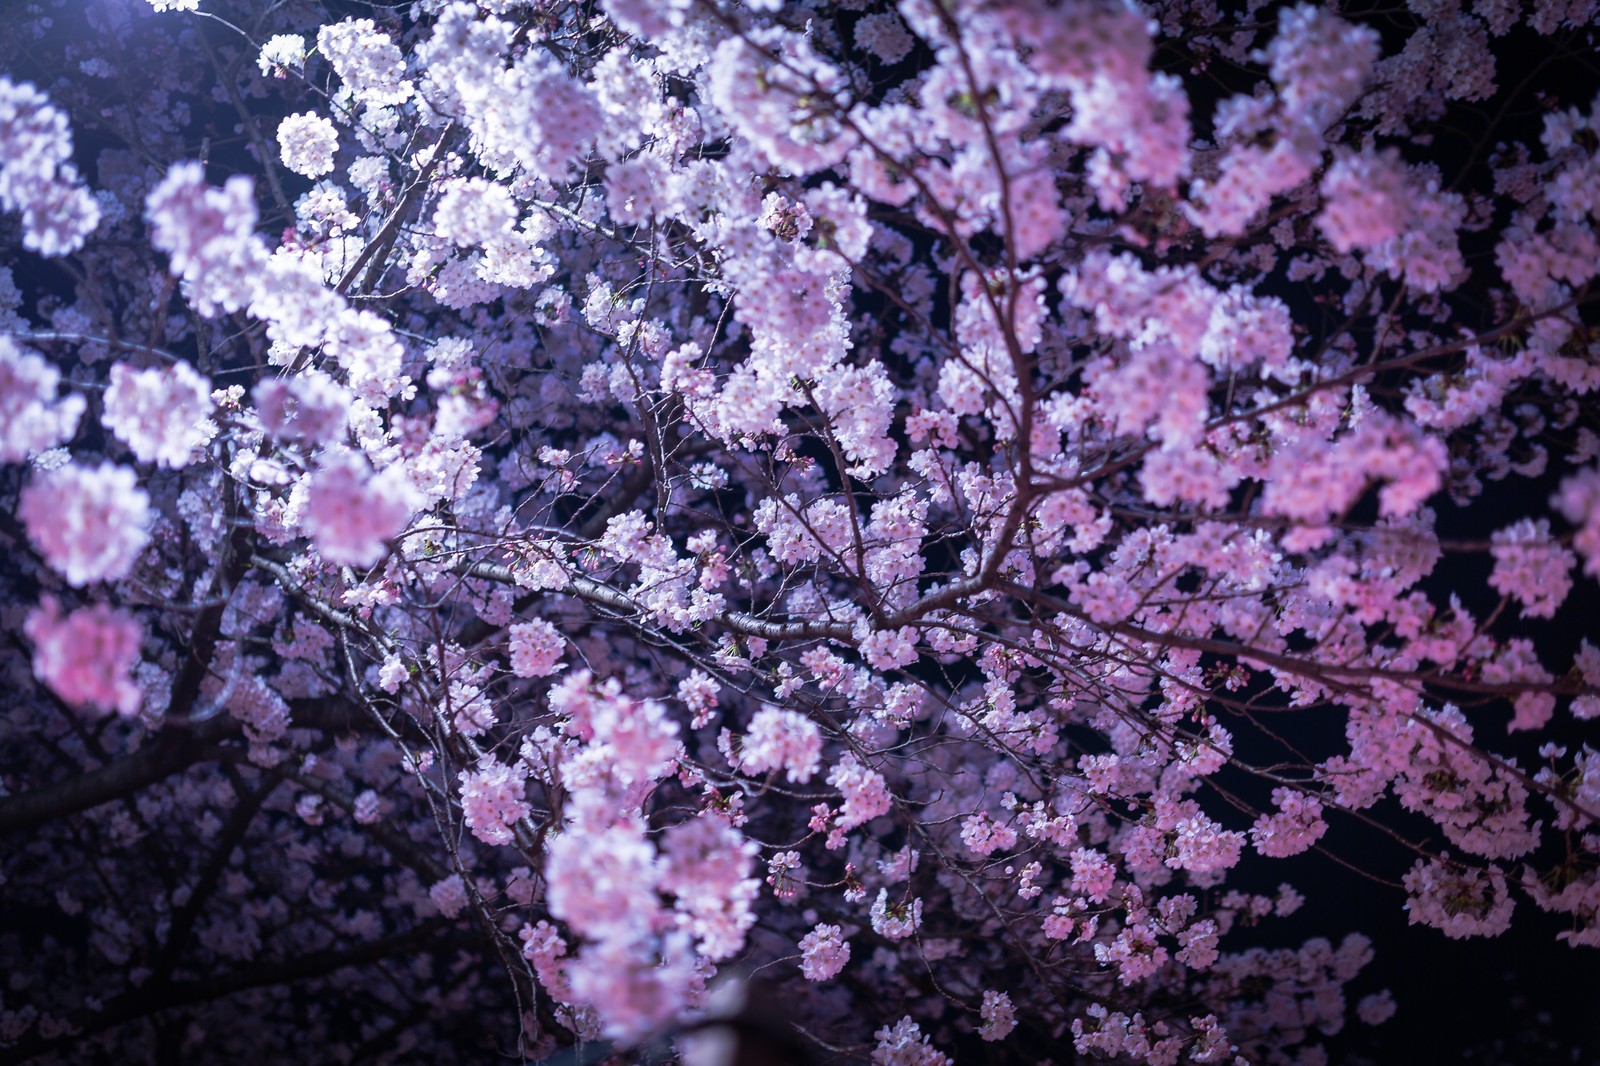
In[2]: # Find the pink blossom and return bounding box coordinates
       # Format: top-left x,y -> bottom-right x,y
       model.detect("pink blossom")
24,597 -> 142,716
861,626 -> 919,671
0,79 -> 100,256
19,461 -> 151,586
317,19 -> 412,107
145,163 -> 265,316
0,337 -> 84,462
1262,5 -> 1381,130
298,450 -> 420,567
1553,466 -> 1600,578
1402,857 -> 1514,939
277,113 -> 338,179
433,178 -> 516,246
257,34 -> 308,77
739,707 -> 822,783
960,812 -> 1018,857
1319,148 -> 1412,252
563,934 -> 695,1044
545,822 -> 659,942
1357,990 -> 1397,1025
827,754 -> 893,831
253,370 -> 351,445
798,922 -> 850,981
507,618 -> 567,678
659,817 -> 759,960
1489,518 -> 1576,618
1250,788 -> 1329,858
429,874 -> 469,919
870,888 -> 922,940
872,1017 -> 950,1066
459,758 -> 531,847
102,361 -> 213,468
978,989 -> 1016,1042
1070,848 -> 1118,903
677,670 -> 720,729
854,12 -> 914,64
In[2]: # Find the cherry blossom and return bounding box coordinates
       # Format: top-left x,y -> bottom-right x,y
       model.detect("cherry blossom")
277,113 -> 339,180
18,461 -> 150,586
0,1 -> 1597,1062
101,361 -> 214,468
297,449 -> 421,567
23,598 -> 142,716
0,337 -> 84,463
797,923 -> 850,981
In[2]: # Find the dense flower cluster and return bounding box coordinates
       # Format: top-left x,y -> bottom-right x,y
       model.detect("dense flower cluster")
23,598 -> 143,716
0,337 -> 84,462
18,462 -> 150,586
101,361 -> 214,468
0,79 -> 100,256
1,1 -> 1597,1063
276,113 -> 339,179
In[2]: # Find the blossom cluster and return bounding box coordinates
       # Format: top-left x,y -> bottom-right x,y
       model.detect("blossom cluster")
0,1 -> 1597,1063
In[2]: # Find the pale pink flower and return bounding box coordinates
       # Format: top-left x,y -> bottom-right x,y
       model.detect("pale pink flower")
1490,518 -> 1576,618
317,19 -> 412,107
1357,990 -> 1397,1025
978,990 -> 1016,1042
854,12 -> 914,64
1070,848 -> 1118,904
24,597 -> 142,716
1402,856 -> 1514,938
253,370 -> 351,445
658,817 -> 759,960
870,888 -> 922,940
797,922 -> 849,981
739,707 -> 822,783
1319,148 -> 1412,252
19,461 -> 151,586
459,758 -> 530,847
0,337 -> 84,462
277,112 -> 338,179
0,79 -> 101,256
871,1017 -> 950,1066
508,618 -> 567,678
1553,466 -> 1600,578
546,821 -> 660,942
433,178 -> 516,246
102,361 -> 213,467
429,874 -> 469,919
1250,788 -> 1329,858
960,812 -> 1018,857
677,670 -> 720,728
257,34 -> 308,77
298,450 -> 420,567
827,754 -> 892,831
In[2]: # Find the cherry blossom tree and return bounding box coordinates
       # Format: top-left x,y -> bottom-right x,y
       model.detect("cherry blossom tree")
2,0 -> 1598,1062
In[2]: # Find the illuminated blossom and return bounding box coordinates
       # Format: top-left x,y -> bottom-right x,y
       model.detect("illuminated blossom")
18,461 -> 151,586
24,598 -> 142,716
102,361 -> 214,467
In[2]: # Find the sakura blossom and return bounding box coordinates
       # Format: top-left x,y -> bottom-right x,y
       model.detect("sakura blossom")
276,112 -> 339,179
507,617 -> 566,678
101,360 -> 214,468
23,597 -> 143,716
797,922 -> 850,981
1,0 -> 1597,1062
17,461 -> 151,586
0,79 -> 101,256
0,337 -> 84,463
296,449 -> 420,567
